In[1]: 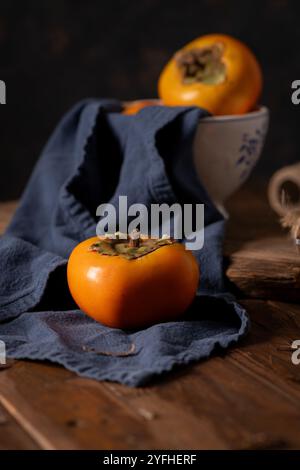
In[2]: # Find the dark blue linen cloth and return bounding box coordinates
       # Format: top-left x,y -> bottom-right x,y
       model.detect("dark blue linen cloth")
0,99 -> 249,386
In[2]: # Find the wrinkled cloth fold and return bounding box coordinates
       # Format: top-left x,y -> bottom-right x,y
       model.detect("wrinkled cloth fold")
0,99 -> 249,386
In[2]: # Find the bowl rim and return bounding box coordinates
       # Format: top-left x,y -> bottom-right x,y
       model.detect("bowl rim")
201,105 -> 269,123
122,100 -> 269,121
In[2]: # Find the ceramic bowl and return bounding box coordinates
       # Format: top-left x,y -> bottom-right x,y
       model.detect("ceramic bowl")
193,106 -> 269,210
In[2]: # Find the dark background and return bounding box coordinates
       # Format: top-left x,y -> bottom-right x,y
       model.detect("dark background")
0,0 -> 299,200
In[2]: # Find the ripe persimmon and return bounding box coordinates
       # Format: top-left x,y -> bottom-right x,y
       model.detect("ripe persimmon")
122,99 -> 161,115
67,233 -> 199,329
158,34 -> 263,116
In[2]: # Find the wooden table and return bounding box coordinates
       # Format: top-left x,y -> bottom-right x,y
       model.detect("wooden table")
1,187 -> 300,450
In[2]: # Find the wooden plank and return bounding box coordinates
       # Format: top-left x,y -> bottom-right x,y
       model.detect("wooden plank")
0,362 -> 163,450
224,186 -> 300,301
103,299 -> 300,450
0,300 -> 299,449
0,400 -> 39,450
225,236 -> 300,302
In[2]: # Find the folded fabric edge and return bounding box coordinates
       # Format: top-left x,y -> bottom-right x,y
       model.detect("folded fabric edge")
0,257 -> 67,321
5,297 -> 249,387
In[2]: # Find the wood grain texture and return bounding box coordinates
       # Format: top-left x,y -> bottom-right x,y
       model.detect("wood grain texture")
226,236 -> 300,302
0,400 -> 39,450
224,186 -> 300,301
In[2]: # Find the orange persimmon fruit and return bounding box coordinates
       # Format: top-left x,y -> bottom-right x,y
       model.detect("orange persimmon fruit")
158,34 -> 263,116
67,234 -> 199,329
122,99 -> 161,115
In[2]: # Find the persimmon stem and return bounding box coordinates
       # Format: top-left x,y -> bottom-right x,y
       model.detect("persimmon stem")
175,43 -> 226,85
129,229 -> 140,247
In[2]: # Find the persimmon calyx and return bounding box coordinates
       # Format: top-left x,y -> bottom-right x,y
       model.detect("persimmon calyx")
175,42 -> 226,85
89,232 -> 175,260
